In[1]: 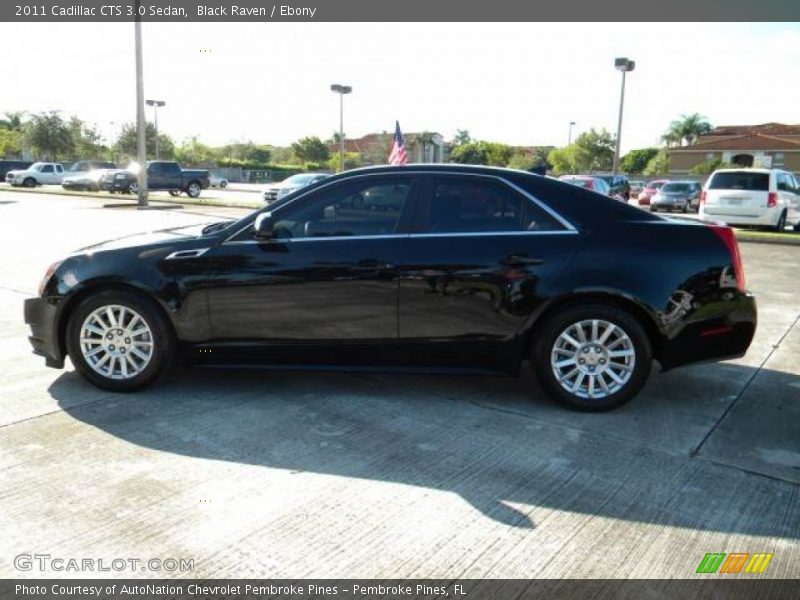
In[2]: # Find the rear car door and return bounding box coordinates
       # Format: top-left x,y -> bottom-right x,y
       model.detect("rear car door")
398,173 -> 581,370
206,174 -> 419,349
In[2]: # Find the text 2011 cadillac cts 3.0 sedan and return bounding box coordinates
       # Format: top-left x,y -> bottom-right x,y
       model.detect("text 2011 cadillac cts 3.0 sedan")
24,165 -> 757,410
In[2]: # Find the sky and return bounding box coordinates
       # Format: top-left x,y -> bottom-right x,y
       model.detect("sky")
3,22 -> 800,152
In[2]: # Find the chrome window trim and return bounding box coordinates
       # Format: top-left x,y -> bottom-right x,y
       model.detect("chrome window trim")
165,248 -> 210,260
224,230 -> 578,245
223,170 -> 577,244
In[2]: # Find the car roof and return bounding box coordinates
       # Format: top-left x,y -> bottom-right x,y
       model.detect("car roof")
711,168 -> 773,174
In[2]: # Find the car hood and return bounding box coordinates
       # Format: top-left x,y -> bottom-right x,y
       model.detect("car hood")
73,223 -> 214,255
6,170 -> 32,177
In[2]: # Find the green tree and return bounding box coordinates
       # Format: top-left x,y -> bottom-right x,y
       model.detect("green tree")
574,128 -> 615,171
643,149 -> 669,176
689,157 -> 737,175
547,145 -> 592,175
68,117 -> 107,160
327,151 -> 362,172
620,148 -> 659,174
662,113 -> 712,147
23,111 -> 74,160
292,136 -> 330,164
452,129 -> 471,146
449,141 -> 512,166
0,111 -> 25,131
0,128 -> 22,157
114,122 -> 175,161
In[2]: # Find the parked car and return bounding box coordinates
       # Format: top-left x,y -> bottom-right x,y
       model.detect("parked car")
24,165 -> 756,411
595,174 -> 631,200
650,181 -> 703,213
263,173 -> 330,203
62,161 -> 117,191
100,161 -> 211,198
638,179 -> 669,206
559,175 -> 611,196
700,168 -> 800,231
0,160 -> 33,182
5,162 -> 65,187
629,180 -> 645,199
210,175 -> 228,188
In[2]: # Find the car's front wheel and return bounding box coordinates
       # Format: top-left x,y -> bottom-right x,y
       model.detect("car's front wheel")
66,290 -> 174,392
533,303 -> 652,411
186,182 -> 201,198
23,177 -> 36,188
127,182 -> 139,195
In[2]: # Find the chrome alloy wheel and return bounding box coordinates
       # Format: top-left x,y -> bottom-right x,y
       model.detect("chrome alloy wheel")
79,305 -> 154,380
550,319 -> 635,400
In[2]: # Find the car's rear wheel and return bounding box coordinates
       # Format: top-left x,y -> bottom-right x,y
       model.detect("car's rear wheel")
66,290 -> 174,392
23,177 -> 36,188
220,181 -> 227,189
186,182 -> 201,198
533,303 -> 652,411
774,210 -> 787,232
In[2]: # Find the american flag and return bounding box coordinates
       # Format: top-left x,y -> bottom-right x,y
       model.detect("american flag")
387,121 -> 408,165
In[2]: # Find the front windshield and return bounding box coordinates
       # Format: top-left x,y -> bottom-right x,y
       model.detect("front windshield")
29,162 -> 45,171
285,174 -> 318,185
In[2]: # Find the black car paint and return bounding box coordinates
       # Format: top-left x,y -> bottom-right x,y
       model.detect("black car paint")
25,165 -> 756,376
100,161 -> 210,194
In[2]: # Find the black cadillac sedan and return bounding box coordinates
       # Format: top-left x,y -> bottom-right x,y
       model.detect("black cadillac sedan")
24,165 -> 757,411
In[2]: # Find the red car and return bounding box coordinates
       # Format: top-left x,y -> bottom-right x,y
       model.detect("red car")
638,179 -> 669,206
559,175 -> 625,201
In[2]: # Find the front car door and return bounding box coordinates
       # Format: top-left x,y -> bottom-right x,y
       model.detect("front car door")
204,174 -> 419,361
39,164 -> 55,184
398,173 -> 581,371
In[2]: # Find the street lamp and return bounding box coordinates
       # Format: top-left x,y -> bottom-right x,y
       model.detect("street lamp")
568,121 -> 576,145
613,57 -> 635,175
133,0 -> 148,207
145,99 -> 166,159
330,83 -> 352,171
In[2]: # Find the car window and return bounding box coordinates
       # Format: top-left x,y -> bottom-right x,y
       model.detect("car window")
269,177 -> 413,239
41,164 -> 54,173
777,173 -> 790,192
421,177 -> 563,234
708,171 -> 769,191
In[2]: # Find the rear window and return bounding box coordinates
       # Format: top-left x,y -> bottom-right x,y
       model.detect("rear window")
708,171 -> 769,191
661,183 -> 692,192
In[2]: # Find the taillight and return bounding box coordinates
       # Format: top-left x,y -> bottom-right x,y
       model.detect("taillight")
700,190 -> 706,205
707,224 -> 745,292
767,192 -> 778,207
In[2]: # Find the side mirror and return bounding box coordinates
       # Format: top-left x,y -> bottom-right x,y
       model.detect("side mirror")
254,212 -> 275,240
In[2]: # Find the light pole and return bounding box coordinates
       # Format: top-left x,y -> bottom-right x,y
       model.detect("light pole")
146,99 -> 166,159
613,57 -> 635,175
330,83 -> 352,172
134,0 -> 148,207
568,121 -> 576,146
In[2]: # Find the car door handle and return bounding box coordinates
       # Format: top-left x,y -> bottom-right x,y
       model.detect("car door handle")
350,259 -> 395,272
500,254 -> 544,267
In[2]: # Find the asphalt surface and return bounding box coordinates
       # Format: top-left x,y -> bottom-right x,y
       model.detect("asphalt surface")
0,190 -> 798,579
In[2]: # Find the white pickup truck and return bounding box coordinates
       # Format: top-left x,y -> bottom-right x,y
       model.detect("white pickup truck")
5,162 -> 65,187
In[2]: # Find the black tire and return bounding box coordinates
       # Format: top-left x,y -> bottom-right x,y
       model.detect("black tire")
532,303 -> 652,411
185,181 -> 202,198
681,202 -> 688,213
773,210 -> 787,232
127,182 -> 139,195
650,206 -> 657,212
220,181 -> 227,189
23,177 -> 36,188
66,290 -> 175,392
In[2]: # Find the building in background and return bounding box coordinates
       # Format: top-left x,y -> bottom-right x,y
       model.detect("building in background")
668,123 -> 800,174
333,131 -> 447,165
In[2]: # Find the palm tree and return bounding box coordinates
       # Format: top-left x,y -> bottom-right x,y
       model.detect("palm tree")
663,113 -> 712,147
417,131 -> 435,163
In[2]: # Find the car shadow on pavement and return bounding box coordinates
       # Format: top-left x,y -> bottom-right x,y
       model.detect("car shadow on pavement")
49,362 -> 800,536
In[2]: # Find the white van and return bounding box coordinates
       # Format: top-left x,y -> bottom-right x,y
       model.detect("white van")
700,168 -> 800,231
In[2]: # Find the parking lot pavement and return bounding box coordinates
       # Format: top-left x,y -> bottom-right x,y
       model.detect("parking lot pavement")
1,190 -> 798,578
